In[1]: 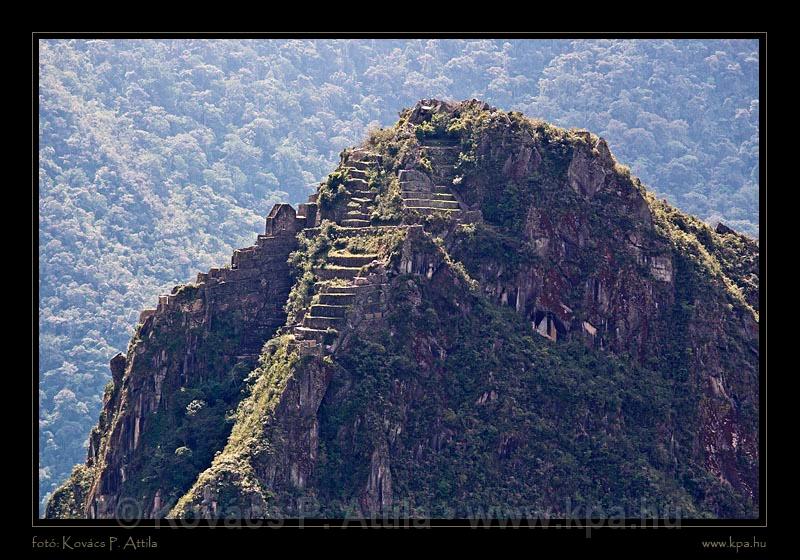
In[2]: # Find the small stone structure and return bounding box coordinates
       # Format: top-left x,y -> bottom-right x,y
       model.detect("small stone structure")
265,203 -> 300,237
88,203 -> 307,517
715,222 -> 736,236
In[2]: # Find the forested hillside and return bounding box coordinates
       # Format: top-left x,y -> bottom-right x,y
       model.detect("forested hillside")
38,38 -> 759,512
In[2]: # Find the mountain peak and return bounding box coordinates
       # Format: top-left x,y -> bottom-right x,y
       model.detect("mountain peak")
47,101 -> 759,521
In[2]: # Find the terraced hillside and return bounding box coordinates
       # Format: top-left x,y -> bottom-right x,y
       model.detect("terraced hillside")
48,100 -> 759,520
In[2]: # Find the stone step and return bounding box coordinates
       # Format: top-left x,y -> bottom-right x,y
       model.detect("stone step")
309,304 -> 348,318
346,211 -> 371,220
346,177 -> 369,189
426,153 -> 460,160
430,152 -> 458,159
350,148 -> 379,159
428,156 -> 460,163
341,218 -> 372,228
303,225 -> 408,238
313,266 -> 363,280
433,185 -> 453,193
421,144 -> 460,150
403,198 -> 460,210
328,252 -> 379,267
303,315 -> 344,330
324,285 -> 360,295
320,281 -> 386,293
405,207 -> 462,216
344,168 -> 369,180
318,292 -> 356,305
348,203 -> 373,214
400,191 -> 456,200
294,326 -> 337,341
352,190 -> 377,199
350,159 -> 377,170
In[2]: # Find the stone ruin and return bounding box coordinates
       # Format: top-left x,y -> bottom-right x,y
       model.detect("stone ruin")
265,201 -> 320,236
715,221 -> 737,236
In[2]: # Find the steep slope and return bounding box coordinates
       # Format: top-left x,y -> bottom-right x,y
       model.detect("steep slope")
39,40 -> 760,510
47,99 -> 759,520
46,209 -> 304,518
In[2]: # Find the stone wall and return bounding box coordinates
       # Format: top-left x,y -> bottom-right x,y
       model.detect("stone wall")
83,203 -> 302,518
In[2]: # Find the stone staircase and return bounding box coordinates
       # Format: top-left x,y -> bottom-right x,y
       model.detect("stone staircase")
340,150 -> 380,228
400,139 -> 463,218
401,185 -> 461,214
148,203 -> 305,363
292,248 -> 381,353
289,139 -> 468,355
424,141 -> 462,180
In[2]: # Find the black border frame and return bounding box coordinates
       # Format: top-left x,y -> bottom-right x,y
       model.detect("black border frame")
31,31 -> 767,554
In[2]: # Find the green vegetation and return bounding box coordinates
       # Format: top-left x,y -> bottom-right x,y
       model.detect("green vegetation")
331,228 -> 406,257
649,194 -> 759,313
285,222 -> 406,325
286,223 -> 335,323
44,464 -> 95,519
113,325 -> 251,513
648,193 -> 758,319
226,336 -> 300,456
452,222 -> 539,280
39,40 -> 759,510
481,180 -> 535,233
317,170 -> 350,212
414,112 -> 459,141
366,126 -> 416,169
47,94 -> 759,521
372,176 -> 404,224
172,335 -> 301,517
307,254 -> 733,517
171,177 -> 756,517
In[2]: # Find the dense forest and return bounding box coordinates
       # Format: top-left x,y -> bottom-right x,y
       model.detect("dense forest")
38,38 -> 759,512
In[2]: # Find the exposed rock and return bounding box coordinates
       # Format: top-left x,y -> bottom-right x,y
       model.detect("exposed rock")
80,203 -> 302,519
362,439 -> 393,515
715,221 -> 737,235
48,99 -> 759,521
502,144 -> 542,182
109,353 -> 126,387
567,142 -> 610,198
649,255 -> 674,283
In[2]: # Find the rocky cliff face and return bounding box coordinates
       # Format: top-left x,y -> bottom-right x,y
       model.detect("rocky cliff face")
47,99 -> 759,520
47,207 -> 304,518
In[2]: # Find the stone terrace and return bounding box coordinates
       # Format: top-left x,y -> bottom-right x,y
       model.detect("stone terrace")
399,137 -> 463,219
340,148 -> 381,228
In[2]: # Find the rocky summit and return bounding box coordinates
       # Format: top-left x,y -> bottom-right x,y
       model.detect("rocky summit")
46,99 -> 759,520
